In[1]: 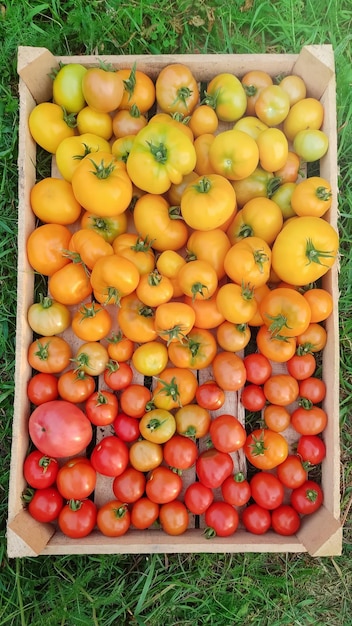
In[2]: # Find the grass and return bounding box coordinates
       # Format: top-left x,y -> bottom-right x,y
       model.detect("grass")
1,0 -> 352,624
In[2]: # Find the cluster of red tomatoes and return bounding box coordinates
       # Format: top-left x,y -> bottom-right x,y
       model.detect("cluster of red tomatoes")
23,60 -> 337,539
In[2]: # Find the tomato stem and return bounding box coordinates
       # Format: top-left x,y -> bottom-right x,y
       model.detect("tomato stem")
175,86 -> 193,108
89,158 -> 116,179
305,238 -> 335,266
146,141 -> 168,164
265,313 -> 292,337
238,224 -> 254,238
316,186 -> 332,201
146,417 -> 168,432
194,176 -> 211,194
154,376 -> 182,406
122,63 -> 137,98
253,249 -> 269,273
191,282 -> 209,300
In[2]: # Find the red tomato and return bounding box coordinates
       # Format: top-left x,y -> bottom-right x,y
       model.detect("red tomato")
298,377 -> 326,404
112,467 -> 146,504
243,353 -> 272,385
250,472 -> 285,510
27,487 -> 63,523
290,405 -> 328,436
23,451 -> 59,489
196,448 -> 234,488
28,400 -> 92,458
90,436 -> 129,477
242,503 -> 271,535
204,502 -> 239,537
276,455 -> 308,489
103,361 -> 134,391
146,466 -> 183,504
58,499 -> 97,538
271,505 -> 301,536
290,480 -> 323,514
27,373 -> 59,405
209,414 -> 246,453
221,473 -> 251,507
286,352 -> 316,380
119,384 -> 152,418
56,457 -> 97,500
163,435 -> 198,470
195,381 -> 225,410
159,501 -> 189,535
112,412 -> 140,442
296,435 -> 326,465
97,501 -> 131,537
184,482 -> 214,515
241,384 -> 267,412
85,390 -> 119,426
131,497 -> 160,530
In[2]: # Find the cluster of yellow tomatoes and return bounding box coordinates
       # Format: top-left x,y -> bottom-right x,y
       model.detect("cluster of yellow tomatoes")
23,60 -> 338,539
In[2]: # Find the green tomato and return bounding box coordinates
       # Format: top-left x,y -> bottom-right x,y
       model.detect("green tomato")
270,182 -> 296,219
53,63 -> 88,114
293,129 -> 329,162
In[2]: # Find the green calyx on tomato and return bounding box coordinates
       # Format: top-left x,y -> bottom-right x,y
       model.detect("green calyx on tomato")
146,140 -> 169,164
154,376 -> 181,407
305,238 -> 335,267
89,158 -> 116,179
265,313 -> 292,337
253,249 -> 270,273
157,324 -> 187,345
145,417 -> 168,433
248,431 -> 268,457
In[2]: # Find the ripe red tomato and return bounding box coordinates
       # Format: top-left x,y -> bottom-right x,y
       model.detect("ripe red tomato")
242,503 -> 271,535
290,480 -> 323,514
249,471 -> 285,510
195,381 -> 225,410
271,505 -> 301,536
97,500 -> 131,537
85,390 -> 119,426
163,435 -> 198,470
131,497 -> 160,530
196,447 -> 234,488
296,435 -> 326,465
103,361 -> 133,391
112,467 -> 146,504
58,499 -> 97,538
145,466 -> 183,504
221,473 -> 251,507
286,352 -> 316,380
209,414 -> 246,453
243,353 -> 272,385
241,384 -> 267,412
27,373 -> 59,405
28,400 -> 93,458
23,451 -> 59,489
27,487 -> 63,523
290,405 -> 328,436
298,377 -> 326,404
184,482 -> 214,515
90,436 -> 129,477
204,502 -> 239,537
112,412 -> 140,443
276,455 -> 308,489
56,457 -> 97,500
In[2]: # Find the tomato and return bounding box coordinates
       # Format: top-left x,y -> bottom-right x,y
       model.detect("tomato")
72,152 -> 132,217
116,64 -> 155,112
184,482 -> 214,515
27,487 -> 63,523
57,369 -> 95,404
283,98 -> 324,142
241,70 -> 273,116
76,106 -> 113,139
274,151 -> 301,184
242,503 -> 271,535
286,352 -> 316,380
186,228 -> 231,280
53,62 -> 87,113
216,321 -> 251,352
119,384 -> 152,419
241,384 -> 267,412
139,408 -> 176,444
303,288 -> 333,323
106,332 -> 134,362
263,374 -> 299,407
174,404 -> 211,439
81,210 -> 127,243
103,361 -> 133,392
167,171 -> 199,206
71,303 -> 111,343
184,291 -> 225,330
27,296 -> 71,337
243,353 -> 272,385
28,102 -> 75,153
58,499 -> 97,538
244,428 -> 289,470
48,261 -> 93,306
129,439 -> 163,472
221,473 -> 251,507
155,63 -> 198,114
209,130 -> 259,181
28,336 -> 72,375
193,133 -> 216,176
68,229 -> 114,270
131,497 -> 160,530
291,176 -> 332,218
133,194 -> 189,251
209,414 -> 246,453
177,259 -> 218,301
90,435 -> 129,477
256,127 -> 289,172
112,106 -> 148,137
204,501 -> 239,538
216,283 -> 258,325
296,323 -> 327,353
159,500 -> 189,535
256,325 -> 297,363
270,182 -> 297,220
27,373 -> 59,406
299,377 -> 326,405
152,367 -> 198,411
250,472 -> 285,510
113,467 -> 146,504
113,232 -> 155,276
271,505 -> 301,536
132,342 -> 168,378
279,74 -> 306,105
204,73 -> 247,122
126,122 -> 196,194
82,67 -> 124,113
113,412 -> 140,443
231,165 -> 276,210
136,269 -> 174,307
293,129 -> 329,162
28,400 -> 92,458
276,455 -> 308,489
56,457 -> 96,500
263,404 -> 291,432
227,198 -> 283,246
296,435 -> 326,465
23,451 -> 59,489
154,303 -> 196,345
189,104 -> 219,137
163,435 -> 198,471
290,479 -> 323,515
92,255 -> 140,305
223,237 -> 271,288
73,342 -> 109,377
254,85 -> 290,126
259,287 -> 312,338
233,116 -> 269,141
146,466 -> 183,504
85,390 -> 119,426
118,293 -> 157,343
181,174 -> 236,230
30,177 -> 82,225
56,133 -> 111,182
26,223 -> 71,277
211,351 -> 247,392
168,327 -> 217,370
196,448 -> 234,489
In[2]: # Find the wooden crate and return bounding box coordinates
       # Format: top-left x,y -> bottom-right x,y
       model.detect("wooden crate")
7,45 -> 342,557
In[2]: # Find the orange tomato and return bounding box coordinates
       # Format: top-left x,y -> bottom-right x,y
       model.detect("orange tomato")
30,178 -> 82,225
26,223 -> 71,276
209,129 -> 259,181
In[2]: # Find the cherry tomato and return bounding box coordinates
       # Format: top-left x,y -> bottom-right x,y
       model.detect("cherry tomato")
276,455 -> 308,489
241,385 -> 267,412
27,487 -> 63,523
119,384 -> 152,418
112,467 -> 146,504
212,351 -> 247,392
163,435 -> 198,470
184,482 -> 214,515
298,377 -> 326,404
244,429 -> 289,470
195,381 -> 225,411
159,500 -> 189,535
209,414 -> 246,453
263,404 -> 291,433
174,404 -> 211,439
129,439 -> 163,472
131,497 -> 160,530
242,503 -> 271,535
103,361 -> 133,391
23,451 -> 59,489
205,502 -> 239,537
90,436 -> 129,477
85,390 -> 118,427
271,505 -> 301,536
290,480 -> 323,515
27,373 -> 59,406
221,473 -> 251,507
250,472 -> 285,510
296,323 -> 327,353
263,374 -> 299,407
97,500 -> 130,537
296,435 -> 326,465
286,352 -> 316,380
146,466 -> 183,504
113,412 -> 140,443
196,448 -> 234,489
56,457 -> 96,500
139,409 -> 176,444
58,499 -> 97,538
243,353 -> 272,385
